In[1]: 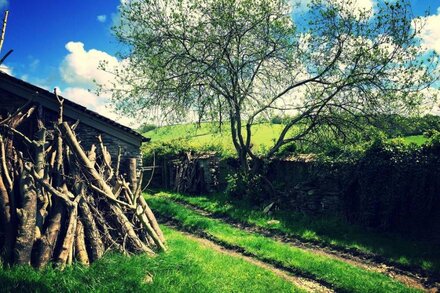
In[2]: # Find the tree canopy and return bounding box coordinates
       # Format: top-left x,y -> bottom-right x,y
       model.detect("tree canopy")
104,0 -> 439,169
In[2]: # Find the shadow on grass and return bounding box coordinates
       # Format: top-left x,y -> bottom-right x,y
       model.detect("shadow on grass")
154,191 -> 440,275
0,275 -> 51,292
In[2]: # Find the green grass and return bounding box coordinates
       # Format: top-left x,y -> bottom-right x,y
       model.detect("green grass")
144,122 -> 290,155
147,195 -> 420,293
154,191 -> 440,273
389,135 -> 427,146
144,122 -> 428,156
400,135 -> 427,146
0,227 -> 302,293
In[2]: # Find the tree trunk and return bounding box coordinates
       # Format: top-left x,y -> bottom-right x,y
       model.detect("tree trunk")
74,218 -> 89,266
35,201 -> 63,268
0,134 -> 14,263
78,198 -> 104,261
138,196 -> 165,244
15,166 -> 38,265
129,158 -> 138,193
34,123 -> 47,241
0,171 -> 13,263
56,199 -> 79,269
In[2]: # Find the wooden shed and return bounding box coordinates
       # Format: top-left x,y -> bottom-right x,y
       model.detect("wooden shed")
0,71 -> 148,175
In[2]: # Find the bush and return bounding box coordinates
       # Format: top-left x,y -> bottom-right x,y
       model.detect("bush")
271,142 -> 297,157
142,141 -> 191,163
337,139 -> 440,236
226,172 -> 265,204
270,115 -> 284,124
137,123 -> 157,134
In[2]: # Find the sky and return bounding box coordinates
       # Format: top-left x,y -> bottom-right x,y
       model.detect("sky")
0,0 -> 440,126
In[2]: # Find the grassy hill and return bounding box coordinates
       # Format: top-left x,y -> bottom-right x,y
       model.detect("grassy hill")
395,135 -> 427,146
143,122 -> 289,156
143,122 -> 429,157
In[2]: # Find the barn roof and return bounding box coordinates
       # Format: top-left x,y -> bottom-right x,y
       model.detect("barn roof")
0,71 -> 149,146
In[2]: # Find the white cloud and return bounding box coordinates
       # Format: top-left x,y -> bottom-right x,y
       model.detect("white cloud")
353,0 -> 374,11
60,41 -> 119,88
0,0 -> 8,9
62,86 -> 139,127
333,0 -> 374,18
418,7 -> 440,53
292,0 -> 374,17
0,64 -> 12,75
59,41 -> 138,127
97,15 -> 107,23
62,87 -> 102,109
419,86 -> 440,115
29,58 -> 40,71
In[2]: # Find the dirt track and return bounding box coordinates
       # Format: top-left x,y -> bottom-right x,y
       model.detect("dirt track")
165,198 -> 440,292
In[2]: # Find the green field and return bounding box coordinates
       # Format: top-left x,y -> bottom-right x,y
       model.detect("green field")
144,122 -> 289,155
143,122 -> 429,156
398,135 -> 427,146
0,227 -> 302,293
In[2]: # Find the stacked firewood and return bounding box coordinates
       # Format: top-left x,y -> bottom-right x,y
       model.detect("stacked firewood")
173,152 -> 199,194
0,93 -> 165,269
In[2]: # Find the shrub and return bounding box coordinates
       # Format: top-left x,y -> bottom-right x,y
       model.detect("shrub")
137,123 -> 157,134
142,141 -> 191,163
226,172 -> 266,204
270,115 -> 284,124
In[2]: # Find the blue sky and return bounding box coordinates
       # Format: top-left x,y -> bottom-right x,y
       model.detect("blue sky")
2,0 -> 121,88
0,0 -> 439,125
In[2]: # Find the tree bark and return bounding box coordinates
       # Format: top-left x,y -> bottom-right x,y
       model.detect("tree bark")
0,170 -> 13,263
15,166 -> 38,265
34,122 -> 47,241
129,158 -> 138,193
138,196 -> 165,244
78,198 -> 104,261
74,219 -> 90,266
56,198 -> 79,269
35,201 -> 63,268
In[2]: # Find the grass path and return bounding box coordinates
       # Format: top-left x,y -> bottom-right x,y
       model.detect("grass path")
147,195 -> 425,292
176,227 -> 332,292
154,191 -> 440,276
0,227 -> 304,293
163,195 -> 431,290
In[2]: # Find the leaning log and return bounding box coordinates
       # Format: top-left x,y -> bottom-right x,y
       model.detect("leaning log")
56,197 -> 79,269
74,219 -> 90,266
35,201 -> 63,268
15,165 -> 38,265
0,134 -> 14,264
78,198 -> 104,261
0,165 -> 13,263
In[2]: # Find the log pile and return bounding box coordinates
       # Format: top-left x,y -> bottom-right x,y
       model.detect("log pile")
173,153 -> 199,194
172,152 -> 219,194
0,94 -> 165,269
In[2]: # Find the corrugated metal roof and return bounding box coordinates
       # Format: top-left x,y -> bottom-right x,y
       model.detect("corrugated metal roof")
0,71 -> 150,143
